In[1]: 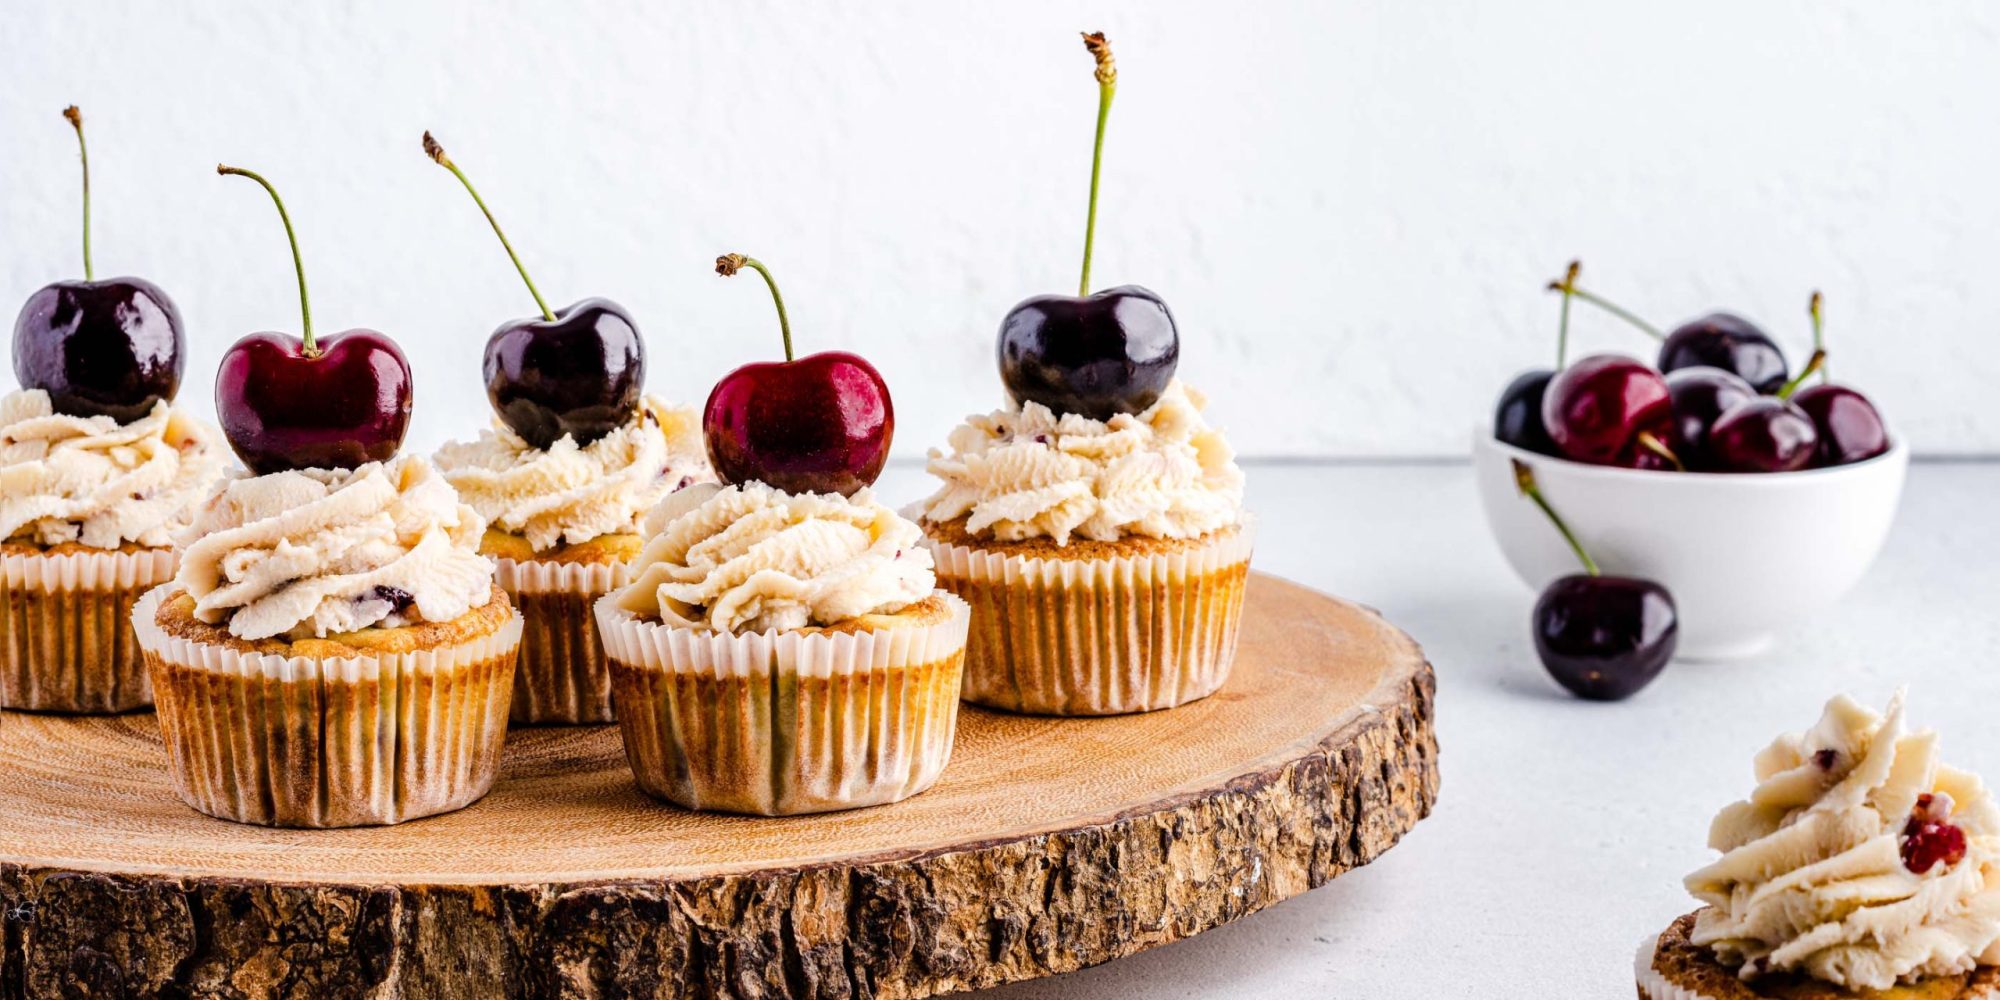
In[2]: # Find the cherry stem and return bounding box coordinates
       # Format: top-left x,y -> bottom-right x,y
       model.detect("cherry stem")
1636,431 -> 1685,471
1809,291 -> 1829,385
1547,272 -> 1664,342
63,106 -> 92,281
1777,349 -> 1826,401
716,254 -> 793,362
1552,260 -> 1580,368
218,165 -> 316,355
424,132 -> 555,323
1512,459 -> 1599,577
1078,31 -> 1117,297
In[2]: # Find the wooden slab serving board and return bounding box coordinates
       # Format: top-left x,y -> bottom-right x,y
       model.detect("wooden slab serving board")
0,573 -> 1437,999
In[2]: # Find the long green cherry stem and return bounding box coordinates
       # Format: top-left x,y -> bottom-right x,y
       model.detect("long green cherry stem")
64,106 -> 93,281
1552,260 -> 1580,368
1546,267 -> 1665,342
1512,459 -> 1600,577
716,254 -> 794,362
424,132 -> 555,322
1776,349 -> 1826,401
1077,31 -> 1117,296
218,165 -> 317,355
1808,291 -> 1828,385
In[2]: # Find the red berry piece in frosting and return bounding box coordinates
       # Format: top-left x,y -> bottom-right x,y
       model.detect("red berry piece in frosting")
212,165 -> 412,474
704,254 -> 892,496
1902,793 -> 1968,874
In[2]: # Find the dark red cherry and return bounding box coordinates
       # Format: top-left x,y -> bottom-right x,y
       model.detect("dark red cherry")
216,330 -> 412,474
1494,369 -> 1557,455
1793,384 -> 1890,467
13,278 -> 183,423
998,285 -> 1178,421
1707,397 -> 1818,473
484,299 -> 642,449
214,165 -> 412,474
705,255 -> 891,496
1533,575 -> 1679,700
1664,367 -> 1757,471
1541,354 -> 1674,466
1658,313 -> 1790,394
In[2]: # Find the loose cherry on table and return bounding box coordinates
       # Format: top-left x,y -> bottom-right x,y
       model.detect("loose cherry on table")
213,165 -> 411,474
1664,367 -> 1757,471
1514,460 -> 1677,701
423,133 -> 643,449
1657,312 -> 1791,394
1791,293 -> 1891,467
996,32 -> 1180,422
704,255 -> 892,496
11,106 -> 184,423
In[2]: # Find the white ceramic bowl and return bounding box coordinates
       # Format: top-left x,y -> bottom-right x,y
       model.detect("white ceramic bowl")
1472,428 -> 1908,660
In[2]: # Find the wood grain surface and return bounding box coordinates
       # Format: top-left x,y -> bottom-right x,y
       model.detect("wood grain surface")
0,572 -> 1438,999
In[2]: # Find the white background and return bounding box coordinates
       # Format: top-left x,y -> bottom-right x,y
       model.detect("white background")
5,0 -> 2000,460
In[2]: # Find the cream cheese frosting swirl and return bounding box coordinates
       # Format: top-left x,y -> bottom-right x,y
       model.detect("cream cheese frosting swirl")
434,397 -> 712,553
0,389 -> 227,549
176,455 -> 496,640
919,379 -> 1245,545
616,482 -> 935,634
1685,692 -> 2000,991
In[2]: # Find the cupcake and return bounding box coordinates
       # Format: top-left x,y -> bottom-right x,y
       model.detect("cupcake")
593,251 -> 966,815
133,161 -> 520,827
436,398 -> 711,723
3,106 -> 225,714
422,129 -> 713,724
917,33 -> 1252,716
1638,691 -> 2000,998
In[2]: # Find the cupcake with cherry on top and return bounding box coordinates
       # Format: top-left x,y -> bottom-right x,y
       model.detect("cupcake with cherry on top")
423,132 -> 711,725
131,165 -> 519,828
4,105 -> 226,714
592,253 -> 968,815
915,32 -> 1253,716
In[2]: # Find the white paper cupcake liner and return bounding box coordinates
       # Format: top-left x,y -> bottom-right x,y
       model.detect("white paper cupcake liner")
131,584 -> 523,828
492,557 -> 629,725
594,592 -> 970,816
1,547 -> 177,713
1635,934 -> 1710,1000
922,519 -> 1256,716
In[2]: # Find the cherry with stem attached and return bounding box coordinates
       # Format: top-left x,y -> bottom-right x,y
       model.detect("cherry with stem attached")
11,105 -> 185,423
1513,460 -> 1677,701
425,132 -> 642,450
1706,350 -> 1824,473
213,165 -> 411,474
1790,292 -> 1891,467
998,32 -> 1178,422
704,254 -> 893,496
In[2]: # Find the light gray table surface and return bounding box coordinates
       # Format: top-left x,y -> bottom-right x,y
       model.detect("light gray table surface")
868,458 -> 2000,999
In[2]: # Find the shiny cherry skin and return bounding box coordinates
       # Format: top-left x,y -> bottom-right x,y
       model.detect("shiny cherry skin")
704,351 -> 892,496
1494,369 -> 1558,455
215,330 -> 413,474
1792,383 -> 1890,467
484,297 -> 644,449
1664,367 -> 1757,471
1540,353 -> 1674,466
12,277 -> 183,423
1658,312 -> 1790,394
998,285 -> 1178,421
1533,574 -> 1678,701
1707,397 -> 1818,473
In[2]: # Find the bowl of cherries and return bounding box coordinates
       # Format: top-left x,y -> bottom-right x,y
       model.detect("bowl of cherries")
1474,262 -> 1907,662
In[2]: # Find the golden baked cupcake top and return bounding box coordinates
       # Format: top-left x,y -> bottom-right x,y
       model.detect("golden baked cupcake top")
1683,692 -> 2000,992
434,396 -> 711,556
152,583 -> 513,659
0,388 -> 226,549
614,481 -> 936,634
918,379 -> 1243,545
175,454 -> 496,641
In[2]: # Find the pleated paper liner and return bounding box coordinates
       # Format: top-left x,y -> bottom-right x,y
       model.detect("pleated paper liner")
594,592 -> 970,816
923,520 -> 1256,716
130,585 -> 523,828
1,547 -> 176,713
494,557 -> 627,725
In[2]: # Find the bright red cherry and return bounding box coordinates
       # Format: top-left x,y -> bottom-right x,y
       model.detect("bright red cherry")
704,255 -> 891,496
213,165 -> 411,474
1540,353 -> 1675,466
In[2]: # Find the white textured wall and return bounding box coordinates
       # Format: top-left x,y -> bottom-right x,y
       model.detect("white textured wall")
4,0 -> 1998,460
